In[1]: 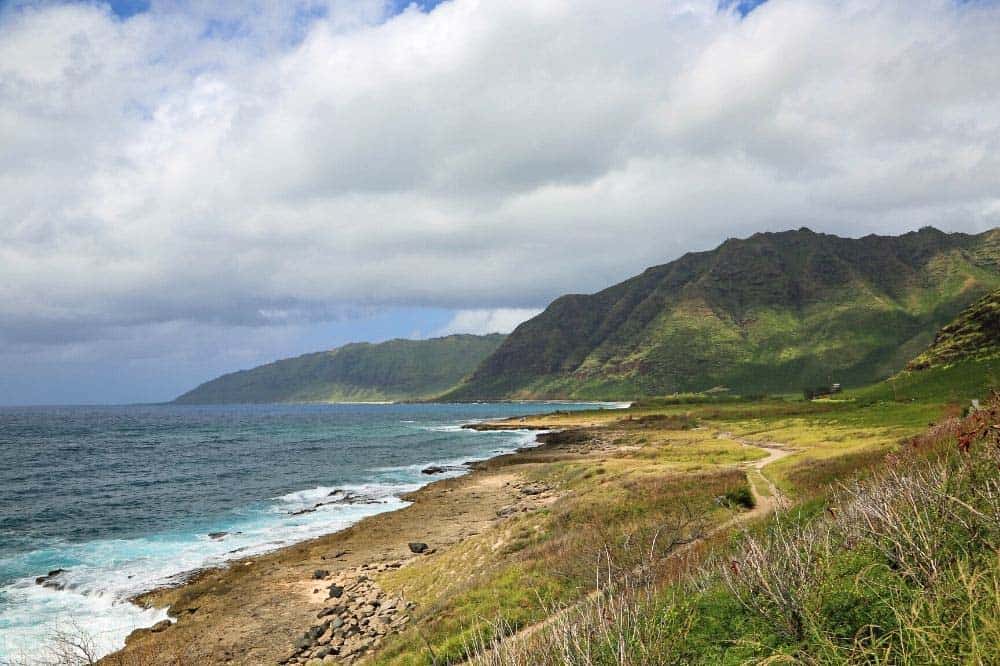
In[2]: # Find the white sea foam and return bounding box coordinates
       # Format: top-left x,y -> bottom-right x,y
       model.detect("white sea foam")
0,420 -> 543,662
0,578 -> 169,660
372,428 -> 544,477
0,488 -> 412,661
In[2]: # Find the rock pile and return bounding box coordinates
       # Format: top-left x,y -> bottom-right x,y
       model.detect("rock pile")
494,480 -> 558,520
282,563 -> 414,665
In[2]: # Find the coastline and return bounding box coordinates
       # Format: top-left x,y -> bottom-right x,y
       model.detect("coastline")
102,424 -> 575,665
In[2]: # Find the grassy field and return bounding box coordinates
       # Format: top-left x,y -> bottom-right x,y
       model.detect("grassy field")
350,356 -> 1000,665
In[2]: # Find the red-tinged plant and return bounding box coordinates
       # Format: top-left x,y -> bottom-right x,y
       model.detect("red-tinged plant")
957,390 -> 1000,453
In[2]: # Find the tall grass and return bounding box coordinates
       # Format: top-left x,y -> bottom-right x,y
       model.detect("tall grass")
468,397 -> 1000,665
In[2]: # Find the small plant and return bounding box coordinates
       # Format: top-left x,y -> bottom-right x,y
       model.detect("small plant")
719,487 -> 754,510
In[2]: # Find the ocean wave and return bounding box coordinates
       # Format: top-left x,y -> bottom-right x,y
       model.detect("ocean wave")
0,408 -> 561,661
0,491 -> 412,661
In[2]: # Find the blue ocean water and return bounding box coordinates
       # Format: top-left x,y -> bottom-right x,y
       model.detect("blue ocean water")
0,402 -> 614,659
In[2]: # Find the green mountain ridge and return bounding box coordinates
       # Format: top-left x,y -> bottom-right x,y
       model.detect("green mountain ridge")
907,287 -> 1000,371
446,226 -> 1000,400
173,334 -> 506,404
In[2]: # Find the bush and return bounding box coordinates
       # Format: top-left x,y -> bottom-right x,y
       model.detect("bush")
720,487 -> 755,510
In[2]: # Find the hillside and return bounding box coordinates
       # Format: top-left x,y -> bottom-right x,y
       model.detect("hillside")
174,334 -> 505,404
907,287 -> 1000,370
447,227 -> 1000,400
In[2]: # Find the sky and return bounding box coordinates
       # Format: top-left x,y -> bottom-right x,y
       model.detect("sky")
1,0 -> 999,404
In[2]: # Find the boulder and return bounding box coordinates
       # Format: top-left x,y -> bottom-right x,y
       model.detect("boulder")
313,569 -> 330,580
327,584 -> 344,599
317,605 -> 344,618
34,569 -> 67,587
408,542 -> 429,554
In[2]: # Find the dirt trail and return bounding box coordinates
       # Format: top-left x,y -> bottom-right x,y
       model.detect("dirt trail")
463,431 -> 798,664
720,432 -> 796,514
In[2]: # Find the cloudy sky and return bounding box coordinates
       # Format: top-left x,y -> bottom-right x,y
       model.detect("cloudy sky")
1,0 -> 999,404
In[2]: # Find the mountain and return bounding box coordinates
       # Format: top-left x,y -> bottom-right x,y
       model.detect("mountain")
907,287 -> 1000,371
174,334 -> 506,404
446,227 -> 1000,400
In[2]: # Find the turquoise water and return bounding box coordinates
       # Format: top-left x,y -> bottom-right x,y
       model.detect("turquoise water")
0,402 -> 613,659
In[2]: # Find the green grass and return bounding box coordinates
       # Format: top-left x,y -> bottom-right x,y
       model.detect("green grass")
473,421 -> 1000,665
374,466 -> 750,665
851,356 -> 1000,404
375,371 -> 999,665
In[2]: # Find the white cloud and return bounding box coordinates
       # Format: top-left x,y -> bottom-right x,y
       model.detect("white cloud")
437,308 -> 543,336
1,0 -> 999,350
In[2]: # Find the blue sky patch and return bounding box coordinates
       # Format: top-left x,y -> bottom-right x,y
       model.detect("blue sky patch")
106,0 -> 148,18
719,0 -> 768,17
389,0 -> 447,15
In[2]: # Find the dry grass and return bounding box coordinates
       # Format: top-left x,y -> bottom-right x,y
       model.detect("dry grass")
463,398 -> 1000,665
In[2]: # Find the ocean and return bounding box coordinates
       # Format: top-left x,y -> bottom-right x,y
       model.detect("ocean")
0,402 -> 612,660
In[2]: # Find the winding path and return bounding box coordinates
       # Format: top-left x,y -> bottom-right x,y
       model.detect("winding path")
461,431 -> 798,664
719,431 -> 795,514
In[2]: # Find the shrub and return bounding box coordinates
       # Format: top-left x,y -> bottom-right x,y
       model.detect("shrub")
720,487 -> 754,510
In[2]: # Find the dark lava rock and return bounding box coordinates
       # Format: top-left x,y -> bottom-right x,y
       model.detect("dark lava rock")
313,569 -> 330,580
317,605 -> 343,618
35,569 -> 69,590
326,489 -> 369,504
408,542 -> 429,554
328,584 -> 344,598
35,569 -> 67,585
208,532 -> 228,540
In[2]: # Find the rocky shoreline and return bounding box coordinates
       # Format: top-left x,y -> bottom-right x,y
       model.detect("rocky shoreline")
101,425 -> 576,665
282,560 -> 416,664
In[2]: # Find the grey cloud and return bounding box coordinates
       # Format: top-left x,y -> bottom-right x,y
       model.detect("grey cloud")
1,0 -> 999,355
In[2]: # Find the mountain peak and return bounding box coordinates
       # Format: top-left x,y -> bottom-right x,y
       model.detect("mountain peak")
446,227 -> 1000,400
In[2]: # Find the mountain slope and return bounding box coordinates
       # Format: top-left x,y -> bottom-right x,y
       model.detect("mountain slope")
907,287 -> 1000,370
174,334 -> 506,404
447,227 -> 1000,400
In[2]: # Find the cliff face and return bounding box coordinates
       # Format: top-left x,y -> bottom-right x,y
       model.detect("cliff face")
447,227 -> 1000,399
